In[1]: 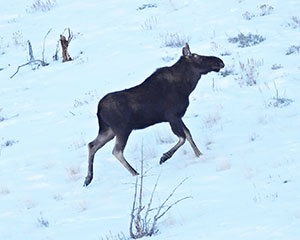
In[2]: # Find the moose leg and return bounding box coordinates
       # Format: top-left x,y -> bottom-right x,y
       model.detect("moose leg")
112,133 -> 139,176
160,118 -> 186,164
182,121 -> 202,157
83,128 -> 115,187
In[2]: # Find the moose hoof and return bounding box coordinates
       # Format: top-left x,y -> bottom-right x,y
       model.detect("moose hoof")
160,153 -> 170,164
195,150 -> 203,158
83,175 -> 93,187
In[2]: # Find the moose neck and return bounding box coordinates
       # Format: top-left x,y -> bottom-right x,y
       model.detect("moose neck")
173,57 -> 202,96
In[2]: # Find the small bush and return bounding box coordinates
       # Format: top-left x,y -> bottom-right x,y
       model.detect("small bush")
268,97 -> 293,108
271,64 -> 283,70
100,231 -> 128,240
286,16 -> 300,29
0,186 -> 10,195
161,33 -> 189,48
235,58 -> 263,86
242,11 -> 255,20
37,212 -> 49,228
228,33 -> 265,48
141,16 -> 158,31
26,0 -> 56,13
137,3 -> 157,11
258,4 -> 274,16
242,4 -> 273,20
286,45 -> 300,55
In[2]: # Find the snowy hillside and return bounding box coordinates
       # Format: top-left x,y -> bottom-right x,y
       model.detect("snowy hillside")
1,0 -> 300,239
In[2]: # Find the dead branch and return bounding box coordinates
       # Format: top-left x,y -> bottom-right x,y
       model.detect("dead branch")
53,40 -> 60,61
60,28 -> 73,62
10,31 -> 51,79
28,40 -> 35,61
10,60 -> 48,79
42,28 -> 52,63
129,144 -> 191,238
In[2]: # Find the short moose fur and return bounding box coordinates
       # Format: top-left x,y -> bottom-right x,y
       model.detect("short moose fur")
84,43 -> 224,186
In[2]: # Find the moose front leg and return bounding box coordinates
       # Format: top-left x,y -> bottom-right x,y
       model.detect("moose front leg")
160,118 -> 186,164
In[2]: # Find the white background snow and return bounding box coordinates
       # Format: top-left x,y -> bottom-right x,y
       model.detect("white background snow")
1,0 -> 300,239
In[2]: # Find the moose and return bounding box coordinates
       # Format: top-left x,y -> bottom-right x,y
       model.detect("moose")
84,43 -> 224,186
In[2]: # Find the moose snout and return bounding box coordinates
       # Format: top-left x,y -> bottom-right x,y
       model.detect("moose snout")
219,61 -> 225,69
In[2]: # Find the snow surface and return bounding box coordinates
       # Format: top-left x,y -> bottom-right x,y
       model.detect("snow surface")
1,0 -> 300,239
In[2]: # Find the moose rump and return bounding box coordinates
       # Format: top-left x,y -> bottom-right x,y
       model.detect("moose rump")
84,43 -> 224,186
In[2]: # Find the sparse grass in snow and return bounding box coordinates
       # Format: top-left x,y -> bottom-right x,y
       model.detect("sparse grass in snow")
0,186 -> 10,195
66,166 -> 82,181
228,32 -> 265,48
12,31 -> 25,47
286,45 -> 300,55
211,42 -> 232,56
271,64 -> 283,70
26,0 -> 56,13
160,33 -> 189,48
155,133 -> 176,145
141,16 -> 158,31
137,3 -> 157,11
235,58 -> 263,86
37,212 -> 49,228
242,4 -> 274,20
202,112 -> 221,128
100,231 -> 128,240
286,16 -> 300,29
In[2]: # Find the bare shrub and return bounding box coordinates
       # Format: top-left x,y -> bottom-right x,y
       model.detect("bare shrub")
203,112 -> 221,128
130,150 -> 191,238
53,193 -> 63,201
242,4 -> 273,20
268,82 -> 293,108
286,16 -> 300,29
286,45 -> 300,55
141,16 -> 158,31
12,31 -> 25,47
137,3 -> 157,11
37,212 -> 49,228
26,0 -> 56,13
258,4 -> 274,16
161,33 -> 189,48
242,11 -> 255,20
0,186 -> 10,195
100,231 -> 128,240
271,64 -> 283,70
1,139 -> 19,148
235,58 -> 263,86
155,133 -> 175,145
210,42 -> 232,56
228,33 -> 265,48
66,166 -> 82,181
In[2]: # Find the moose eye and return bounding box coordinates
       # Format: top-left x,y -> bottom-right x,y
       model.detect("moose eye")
192,54 -> 199,58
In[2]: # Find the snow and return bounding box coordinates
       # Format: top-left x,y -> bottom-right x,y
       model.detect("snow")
1,0 -> 300,239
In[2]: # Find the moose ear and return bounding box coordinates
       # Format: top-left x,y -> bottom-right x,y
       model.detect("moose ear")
182,43 -> 191,57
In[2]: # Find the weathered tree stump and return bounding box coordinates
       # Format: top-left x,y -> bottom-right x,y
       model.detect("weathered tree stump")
60,28 -> 73,62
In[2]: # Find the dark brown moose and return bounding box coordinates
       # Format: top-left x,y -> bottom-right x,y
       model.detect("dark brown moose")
84,43 -> 224,186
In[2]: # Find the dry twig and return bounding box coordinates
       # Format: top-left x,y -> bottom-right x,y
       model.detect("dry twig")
10,30 -> 51,79
129,145 -> 191,238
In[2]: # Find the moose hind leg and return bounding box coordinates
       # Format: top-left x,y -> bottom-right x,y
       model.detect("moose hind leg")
83,128 -> 115,187
160,119 -> 186,164
112,133 -> 138,176
182,122 -> 202,157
